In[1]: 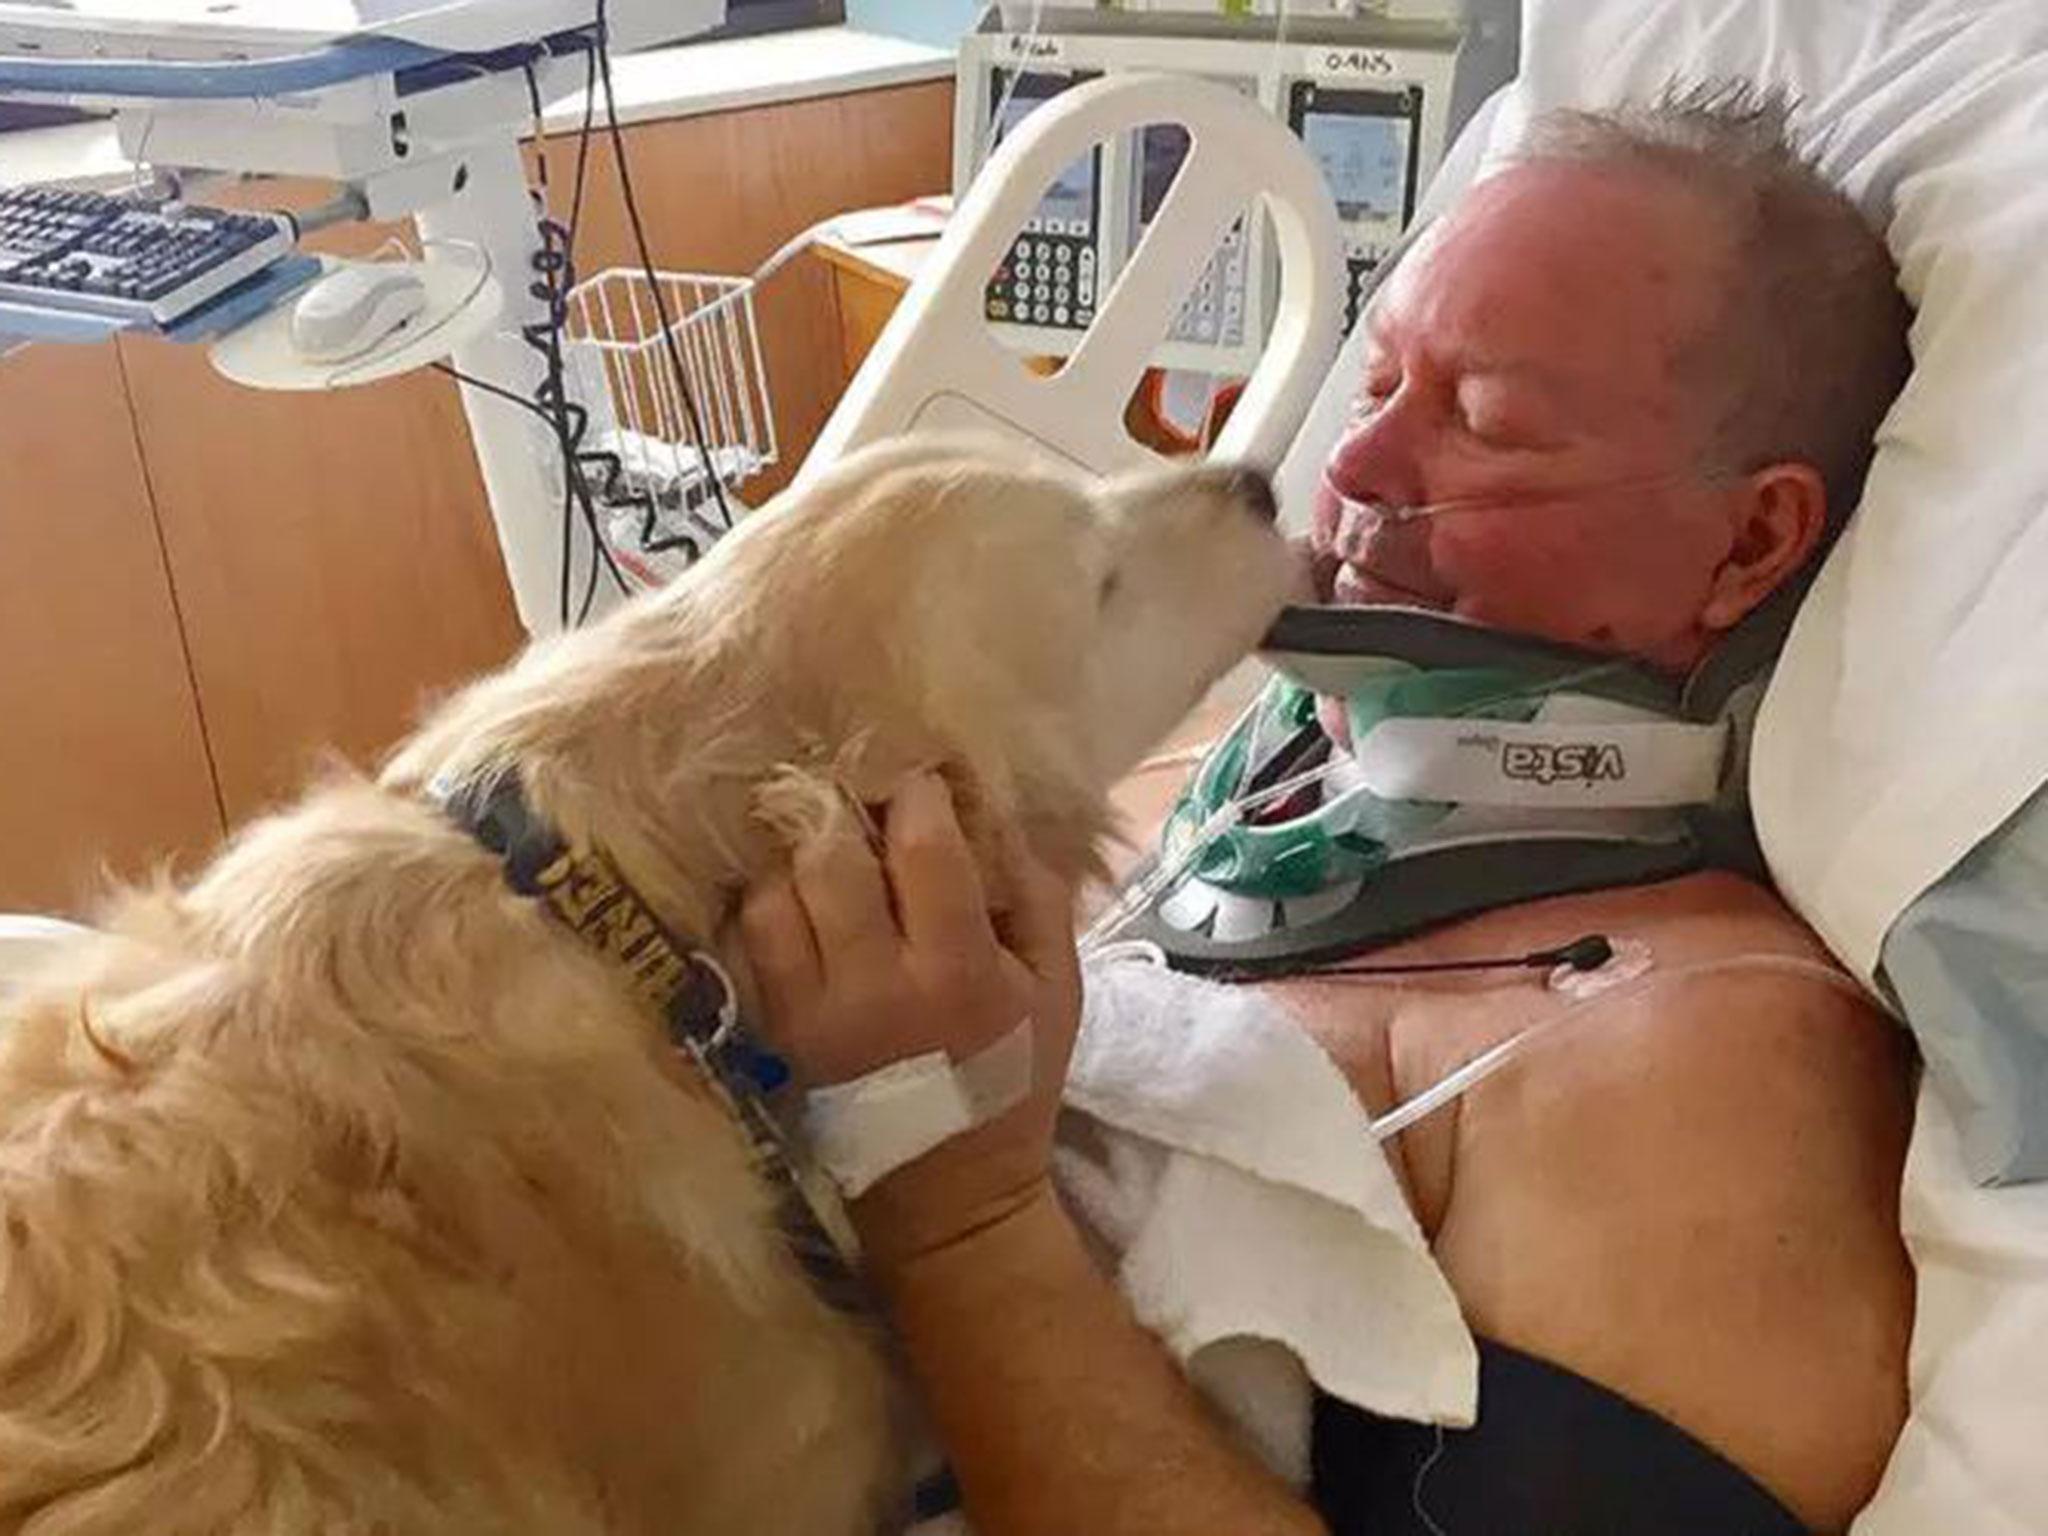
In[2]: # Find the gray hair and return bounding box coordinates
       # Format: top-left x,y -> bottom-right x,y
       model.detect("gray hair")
1513,83 -> 1913,535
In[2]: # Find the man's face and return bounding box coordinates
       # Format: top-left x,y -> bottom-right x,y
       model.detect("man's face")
1313,160 -> 1743,672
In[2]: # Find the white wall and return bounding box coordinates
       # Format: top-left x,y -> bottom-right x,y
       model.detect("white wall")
846,0 -> 980,47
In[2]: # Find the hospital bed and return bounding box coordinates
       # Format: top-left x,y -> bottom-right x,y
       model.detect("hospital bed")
7,0 -> 2048,1528
801,0 -> 2048,1527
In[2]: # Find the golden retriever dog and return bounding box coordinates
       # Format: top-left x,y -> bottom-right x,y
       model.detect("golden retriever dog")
0,435 -> 1297,1535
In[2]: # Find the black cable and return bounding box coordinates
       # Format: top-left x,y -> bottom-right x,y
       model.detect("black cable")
556,39 -> 702,569
1300,934 -> 1616,981
519,60 -> 584,626
593,0 -> 735,532
525,60 -> 602,625
567,39 -> 597,241
434,358 -> 561,426
519,59 -> 628,625
557,42 -> 638,613
447,9 -> 738,621
537,40 -> 708,613
433,346 -> 623,623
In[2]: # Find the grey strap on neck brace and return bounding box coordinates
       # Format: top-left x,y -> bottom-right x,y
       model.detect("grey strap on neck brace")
1107,593 -> 1796,979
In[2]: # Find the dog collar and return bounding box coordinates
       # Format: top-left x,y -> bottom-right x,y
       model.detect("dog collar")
428,771 -> 859,1300
431,772 -> 752,1062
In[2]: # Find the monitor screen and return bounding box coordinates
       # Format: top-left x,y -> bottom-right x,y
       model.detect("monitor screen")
1137,80 -> 1255,228
1138,122 -> 1189,226
991,72 -> 1095,228
1301,110 -> 1412,223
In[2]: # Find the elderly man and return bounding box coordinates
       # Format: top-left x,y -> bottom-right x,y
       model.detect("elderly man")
742,92 -> 1916,1536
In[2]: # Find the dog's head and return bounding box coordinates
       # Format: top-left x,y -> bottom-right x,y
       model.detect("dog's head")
391,435 -> 1299,928
684,436 -> 1299,881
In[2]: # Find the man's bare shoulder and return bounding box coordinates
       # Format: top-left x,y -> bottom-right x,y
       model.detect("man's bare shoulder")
1413,870 -> 1916,1531
1429,867 -> 1915,1253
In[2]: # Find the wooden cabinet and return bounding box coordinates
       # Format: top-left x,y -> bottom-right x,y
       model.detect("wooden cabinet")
0,345 -> 223,913
0,78 -> 953,914
815,234 -> 935,381
114,338 -> 522,827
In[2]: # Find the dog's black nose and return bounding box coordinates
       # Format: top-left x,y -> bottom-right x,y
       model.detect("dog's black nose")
1226,467 -> 1279,525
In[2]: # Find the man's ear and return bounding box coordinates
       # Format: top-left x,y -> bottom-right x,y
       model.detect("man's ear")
1699,460 -> 1830,633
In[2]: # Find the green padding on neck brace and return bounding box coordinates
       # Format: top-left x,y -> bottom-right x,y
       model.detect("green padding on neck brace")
1171,666 -> 1563,900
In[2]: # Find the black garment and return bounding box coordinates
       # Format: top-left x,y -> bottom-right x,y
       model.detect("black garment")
1311,1339 -> 1811,1535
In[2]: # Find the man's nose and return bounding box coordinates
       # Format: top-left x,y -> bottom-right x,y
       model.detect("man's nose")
1323,399 -> 1426,515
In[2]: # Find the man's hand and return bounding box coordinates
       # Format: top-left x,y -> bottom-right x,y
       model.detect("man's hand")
741,771 -> 1325,1536
740,770 -> 1082,1268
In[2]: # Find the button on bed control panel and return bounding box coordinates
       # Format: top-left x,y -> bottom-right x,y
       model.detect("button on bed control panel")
986,218 -> 1096,331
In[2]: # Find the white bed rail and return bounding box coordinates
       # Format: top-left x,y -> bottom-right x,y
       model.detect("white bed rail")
797,73 -> 1346,486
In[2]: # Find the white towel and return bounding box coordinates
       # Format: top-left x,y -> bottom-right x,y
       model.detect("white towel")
1054,956 -> 1477,1485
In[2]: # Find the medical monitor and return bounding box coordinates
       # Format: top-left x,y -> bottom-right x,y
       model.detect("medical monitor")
1287,81 -> 1424,331
954,7 -> 1459,376
980,66 -> 1103,339
1300,106 -> 1414,224
992,71 -> 1099,227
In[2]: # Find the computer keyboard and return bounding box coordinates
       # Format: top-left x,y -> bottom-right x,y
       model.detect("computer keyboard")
0,185 -> 294,328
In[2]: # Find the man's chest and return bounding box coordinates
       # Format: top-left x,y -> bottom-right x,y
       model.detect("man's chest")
1263,957 -> 1559,1233
1249,869 -> 1819,1232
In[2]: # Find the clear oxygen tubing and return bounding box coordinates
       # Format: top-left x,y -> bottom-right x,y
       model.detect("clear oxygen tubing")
1078,745 -> 1351,959
1316,465 -> 1729,533
1365,950 -> 1874,1143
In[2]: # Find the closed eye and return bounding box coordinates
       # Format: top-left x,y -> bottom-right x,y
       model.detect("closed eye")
1456,374 -> 1575,452
1459,411 -> 1571,453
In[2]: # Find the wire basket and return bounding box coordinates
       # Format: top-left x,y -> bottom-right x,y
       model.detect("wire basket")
565,267 -> 777,587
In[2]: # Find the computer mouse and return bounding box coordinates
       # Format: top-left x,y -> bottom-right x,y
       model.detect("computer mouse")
290,263 -> 429,363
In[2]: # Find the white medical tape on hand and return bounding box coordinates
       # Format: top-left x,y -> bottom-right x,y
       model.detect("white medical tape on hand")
804,1019 -> 1035,1198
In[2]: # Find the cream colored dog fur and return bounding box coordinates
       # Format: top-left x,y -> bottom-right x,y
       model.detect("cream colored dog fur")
0,436 -> 1297,1535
